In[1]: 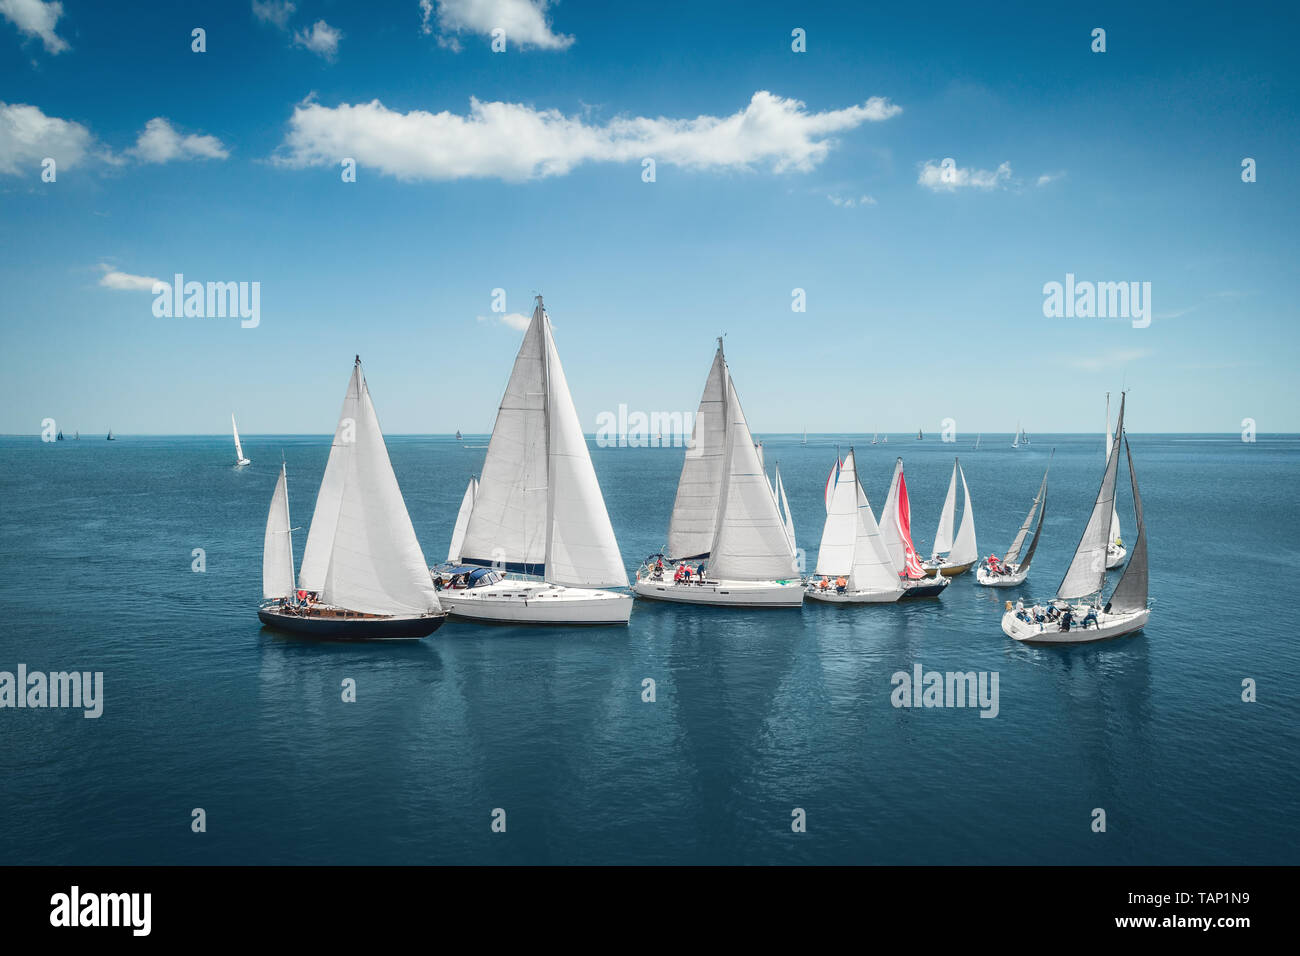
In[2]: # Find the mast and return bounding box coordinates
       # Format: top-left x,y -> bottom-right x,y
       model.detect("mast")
1057,394 -> 1126,601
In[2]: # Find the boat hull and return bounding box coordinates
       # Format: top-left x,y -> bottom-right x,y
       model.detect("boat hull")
805,585 -> 902,604
975,565 -> 1029,587
1001,607 -> 1149,644
898,576 -> 949,600
257,607 -> 447,640
1106,544 -> 1127,569
632,577 -> 803,607
921,559 -> 975,578
438,581 -> 632,625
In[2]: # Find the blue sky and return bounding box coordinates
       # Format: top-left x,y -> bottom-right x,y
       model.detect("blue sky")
2,0 -> 1296,435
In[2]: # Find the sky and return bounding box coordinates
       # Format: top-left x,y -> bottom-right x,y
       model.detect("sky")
1,0 -> 1297,435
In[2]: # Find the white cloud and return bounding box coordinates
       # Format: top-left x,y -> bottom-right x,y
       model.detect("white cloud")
275,91 -> 902,182
0,101 -> 92,174
477,312 -> 531,331
0,0 -> 69,54
419,0 -> 434,35
918,159 -> 1013,192
294,19 -> 341,58
1035,171 -> 1065,187
828,194 -> 877,208
432,0 -> 573,51
251,0 -> 296,30
129,117 -> 229,163
97,265 -> 162,292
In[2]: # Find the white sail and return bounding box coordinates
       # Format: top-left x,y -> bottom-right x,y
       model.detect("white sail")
262,463 -> 296,600
878,459 -> 906,573
667,343 -> 727,560
232,414 -> 248,464
447,477 -> 478,563
542,313 -> 628,588
950,462 -> 977,566
303,360 -> 440,616
298,372 -> 362,592
815,451 -> 859,575
931,461 -> 958,557
851,479 -> 902,592
1105,394 -> 1123,547
1058,395 -> 1126,600
459,310 -> 548,572
708,370 -> 797,581
774,462 -> 796,553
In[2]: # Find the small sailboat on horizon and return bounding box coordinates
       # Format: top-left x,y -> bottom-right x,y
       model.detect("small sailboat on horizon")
232,414 -> 251,467
436,296 -> 632,625
977,454 -> 1051,587
878,458 -> 949,599
106,428 -> 115,441
921,458 -> 977,577
1002,393 -> 1149,644
634,337 -> 801,607
257,357 -> 448,640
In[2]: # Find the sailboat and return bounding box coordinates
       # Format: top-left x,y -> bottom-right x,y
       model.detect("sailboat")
1002,394 -> 1149,643
56,429 -> 64,441
977,455 -> 1050,586
1104,392 -> 1126,569
871,431 -> 878,445
801,427 -> 808,446
446,476 -> 478,563
634,338 -> 801,607
257,358 -> 448,639
878,458 -> 949,598
73,430 -> 79,440
805,449 -> 902,603
916,428 -> 923,441
436,297 -> 631,625
455,428 -> 462,441
1011,423 -> 1021,448
231,414 -> 251,466
106,429 -> 115,441
921,458 -> 977,576
974,433 -> 981,450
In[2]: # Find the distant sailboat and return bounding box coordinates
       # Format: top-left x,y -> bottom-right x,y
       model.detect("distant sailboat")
73,430 -> 79,441
977,455 -> 1051,587
921,458 -> 977,577
634,337 -> 801,607
1104,392 -> 1126,569
805,449 -> 903,603
455,428 -> 462,441
1012,423 -> 1021,448
802,427 -> 808,446
257,358 -> 447,639
974,433 -> 981,450
1002,394 -> 1149,643
871,430 -> 878,445
106,429 -> 115,441
56,429 -> 64,441
916,428 -> 923,441
437,297 -> 632,625
231,414 -> 251,466
878,458 -> 949,599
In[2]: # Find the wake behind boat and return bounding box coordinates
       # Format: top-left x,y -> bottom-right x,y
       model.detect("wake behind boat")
805,448 -> 902,603
878,458 -> 949,599
1001,394 -> 1149,644
433,296 -> 632,626
634,338 -> 802,607
257,357 -> 447,640
977,454 -> 1051,587
921,457 -> 977,576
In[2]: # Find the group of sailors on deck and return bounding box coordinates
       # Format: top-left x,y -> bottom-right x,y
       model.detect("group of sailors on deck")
984,554 -> 1013,576
1009,598 -> 1099,631
813,575 -> 849,593
648,556 -> 708,585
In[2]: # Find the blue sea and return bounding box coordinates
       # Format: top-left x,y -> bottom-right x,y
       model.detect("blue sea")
0,432 -> 1296,864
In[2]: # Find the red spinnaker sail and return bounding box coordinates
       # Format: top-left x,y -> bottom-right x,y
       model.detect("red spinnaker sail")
896,470 -> 926,579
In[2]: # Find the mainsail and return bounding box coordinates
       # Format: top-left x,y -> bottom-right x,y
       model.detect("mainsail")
1107,437 -> 1148,612
1105,393 -> 1123,549
262,463 -> 296,600
814,449 -> 897,593
667,342 -> 727,561
232,414 -> 247,463
950,462 -> 977,566
446,476 -> 478,563
1057,394 -> 1126,601
460,298 -> 627,588
879,458 -> 925,579
931,461 -> 958,558
1005,459 -> 1051,566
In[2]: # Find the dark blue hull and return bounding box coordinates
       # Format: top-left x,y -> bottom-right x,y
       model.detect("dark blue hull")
257,607 -> 447,640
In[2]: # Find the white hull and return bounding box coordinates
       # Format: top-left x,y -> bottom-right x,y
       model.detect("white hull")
805,584 -> 901,604
632,576 -> 803,607
438,580 -> 632,625
1002,606 -> 1149,644
975,564 -> 1028,587
1106,544 -> 1127,569
236,458 -> 251,467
